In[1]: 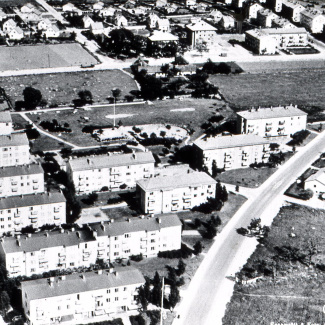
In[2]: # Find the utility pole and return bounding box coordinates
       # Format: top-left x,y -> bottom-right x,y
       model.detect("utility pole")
160,277 -> 164,325
113,95 -> 116,127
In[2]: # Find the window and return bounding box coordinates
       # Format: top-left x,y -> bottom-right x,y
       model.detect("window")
77,294 -> 80,300
115,237 -> 118,240
151,247 -> 155,251
31,252 -> 35,256
8,217 -> 11,221
151,239 -> 155,243
7,210 -> 10,213
0,218 -> 3,222
115,288 -> 118,292
114,252 -> 119,256
125,234 -> 130,238
194,187 -> 198,190
31,268 -> 35,272
115,297 -> 118,301
85,244 -> 88,249
124,287 -> 127,291
107,289 -> 110,294
70,262 -> 74,267
106,298 -> 110,302
194,194 -> 197,198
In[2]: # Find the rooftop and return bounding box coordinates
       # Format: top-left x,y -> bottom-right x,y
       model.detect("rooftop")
137,171 -> 216,191
0,163 -> 43,178
0,132 -> 29,148
305,168 -> 325,184
194,134 -> 269,151
21,266 -> 145,300
236,105 -> 307,120
246,27 -> 307,37
0,111 -> 12,124
186,20 -> 217,31
68,152 -> 155,172
148,31 -> 178,42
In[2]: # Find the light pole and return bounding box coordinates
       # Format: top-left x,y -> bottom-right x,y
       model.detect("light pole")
160,276 -> 164,325
113,95 -> 116,127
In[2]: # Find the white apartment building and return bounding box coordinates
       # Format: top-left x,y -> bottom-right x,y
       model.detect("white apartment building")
282,0 -> 305,22
300,9 -> 325,33
137,171 -> 217,214
21,267 -> 145,325
256,9 -> 278,27
0,132 -> 30,167
0,214 -> 181,277
0,111 -> 13,135
193,135 -> 271,172
237,105 -> 307,138
186,20 -> 217,48
248,3 -> 263,19
67,152 -> 155,193
0,163 -> 44,198
0,192 -> 66,234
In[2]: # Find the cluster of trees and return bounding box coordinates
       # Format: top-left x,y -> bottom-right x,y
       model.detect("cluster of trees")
189,72 -> 219,98
15,87 -> 47,111
202,60 -> 232,75
39,119 -> 72,133
288,130 -> 310,146
237,218 -> 270,239
73,90 -> 93,107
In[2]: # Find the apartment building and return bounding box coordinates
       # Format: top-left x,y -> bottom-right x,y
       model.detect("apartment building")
245,28 -> 308,54
186,20 -> 217,48
256,9 -> 278,27
193,135 -> 271,172
0,111 -> 13,135
0,132 -> 30,167
300,9 -> 325,33
21,267 -> 145,325
281,0 -> 305,22
67,152 -> 155,193
236,105 -> 307,138
137,171 -> 217,214
0,163 -> 44,198
248,3 -> 263,19
0,192 -> 66,234
0,214 -> 181,277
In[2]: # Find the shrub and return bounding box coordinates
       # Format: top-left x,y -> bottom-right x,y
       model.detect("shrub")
157,244 -> 192,259
130,253 -> 143,262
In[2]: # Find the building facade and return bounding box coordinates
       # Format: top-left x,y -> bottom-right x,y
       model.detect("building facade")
300,9 -> 325,33
137,171 -> 217,214
0,111 -> 13,135
67,152 -> 155,193
0,214 -> 182,277
21,267 -> 145,325
193,134 -> 271,172
186,20 -> 217,48
236,105 -> 307,138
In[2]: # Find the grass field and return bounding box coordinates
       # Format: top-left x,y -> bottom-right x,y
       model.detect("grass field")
223,204 -> 325,325
0,43 -> 97,71
1,69 -> 138,107
210,70 -> 325,113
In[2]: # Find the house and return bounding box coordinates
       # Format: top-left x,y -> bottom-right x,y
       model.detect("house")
220,15 -> 235,29
245,27 -> 308,54
186,20 -> 217,48
0,111 -> 13,136
304,168 -> 325,193
0,163 -> 45,198
82,15 -> 94,28
256,8 -> 278,27
20,3 -> 36,14
100,7 -> 116,17
148,30 -> 179,43
67,152 -> 155,193
2,19 -> 16,33
233,0 -> 246,8
62,3 -> 76,12
281,0 -> 305,22
93,1 -> 104,10
147,13 -> 160,29
185,0 -> 196,7
196,3 -> 208,12
0,9 -> 7,22
0,214 -> 181,277
21,267 -> 145,325
236,105 -> 307,137
37,18 -> 52,30
210,9 -> 223,22
157,18 -> 170,32
114,14 -> 128,28
90,22 -> 104,35
166,3 -> 178,13
248,3 -> 263,19
0,192 -> 66,235
156,0 -> 168,7
0,132 -> 30,167
193,134 -> 271,172
300,9 -> 325,33
44,24 -> 60,38
136,171 -> 217,214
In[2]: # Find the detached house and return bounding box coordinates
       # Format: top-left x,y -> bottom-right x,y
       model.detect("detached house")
248,3 -> 263,19
3,19 -> 16,33
304,168 -> 325,193
186,20 -> 217,48
38,18 -> 52,30
114,14 -> 128,28
83,15 -> 94,28
90,22 -> 104,35
256,9 -> 278,27
157,18 -> 170,32
44,24 -> 60,38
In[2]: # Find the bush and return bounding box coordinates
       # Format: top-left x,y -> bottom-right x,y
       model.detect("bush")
288,130 -> 310,146
129,315 -> 145,325
130,253 -> 143,262
157,244 -> 192,259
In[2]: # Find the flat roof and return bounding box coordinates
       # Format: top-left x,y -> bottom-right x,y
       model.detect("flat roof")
0,163 -> 43,178
21,266 -> 145,300
0,132 -> 29,148
137,171 -> 216,191
237,105 -> 307,120
68,152 -> 155,172
194,134 -> 269,151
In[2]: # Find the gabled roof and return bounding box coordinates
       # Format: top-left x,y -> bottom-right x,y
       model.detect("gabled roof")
305,168 -> 325,185
21,267 -> 145,300
4,19 -> 16,27
132,56 -> 149,67
0,132 -> 29,148
186,20 -> 217,31
137,171 -> 216,191
49,24 -> 60,32
0,163 -> 43,178
173,55 -> 189,65
148,31 -> 178,41
301,9 -> 324,18
0,111 -> 12,124
91,22 -> 104,30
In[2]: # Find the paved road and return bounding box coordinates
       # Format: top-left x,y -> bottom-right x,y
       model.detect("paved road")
173,130 -> 325,325
34,0 -> 67,24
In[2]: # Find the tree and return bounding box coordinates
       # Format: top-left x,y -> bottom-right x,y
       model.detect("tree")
160,130 -> 166,137
23,87 -> 43,110
0,291 -> 10,316
212,160 -> 218,177
160,63 -> 169,74
177,259 -> 186,276
204,222 -> 217,239
78,90 -> 93,105
111,88 -> 121,100
195,40 -> 208,55
151,271 -> 162,306
168,284 -> 180,309
193,241 -> 203,255
87,192 -> 98,205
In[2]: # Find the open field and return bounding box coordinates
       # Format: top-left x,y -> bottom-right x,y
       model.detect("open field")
223,204 -> 325,325
0,43 -> 97,71
1,69 -> 137,107
26,99 -> 231,148
210,70 -> 325,114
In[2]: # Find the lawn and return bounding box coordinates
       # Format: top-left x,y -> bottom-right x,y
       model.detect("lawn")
1,69 -> 137,107
217,167 -> 277,188
223,204 -> 325,325
0,43 -> 98,71
26,98 -> 231,148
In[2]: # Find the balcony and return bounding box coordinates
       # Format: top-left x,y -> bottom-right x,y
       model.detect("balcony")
183,193 -> 191,199
141,237 -> 147,241
110,171 -> 121,176
279,121 -> 285,125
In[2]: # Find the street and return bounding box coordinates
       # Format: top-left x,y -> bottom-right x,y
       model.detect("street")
172,130 -> 325,325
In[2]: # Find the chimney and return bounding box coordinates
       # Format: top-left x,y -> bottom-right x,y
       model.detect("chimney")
27,233 -> 32,238
93,230 -> 97,238
71,227 -> 75,232
127,218 -> 131,223
157,217 -> 162,224
101,224 -> 105,231
115,271 -> 118,276
98,269 -> 103,275
16,240 -> 21,247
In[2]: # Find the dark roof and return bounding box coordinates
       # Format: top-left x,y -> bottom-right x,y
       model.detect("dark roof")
0,163 -> 43,178
21,266 -> 145,300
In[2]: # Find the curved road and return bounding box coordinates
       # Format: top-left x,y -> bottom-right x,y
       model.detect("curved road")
173,130 -> 325,325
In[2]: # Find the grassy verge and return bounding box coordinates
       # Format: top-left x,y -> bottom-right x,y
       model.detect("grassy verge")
223,203 -> 325,325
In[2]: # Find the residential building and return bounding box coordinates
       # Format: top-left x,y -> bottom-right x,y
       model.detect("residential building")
186,20 -> 217,48
90,22 -> 104,35
0,163 -> 45,198
245,27 -> 308,54
236,105 -> 307,137
100,7 -> 116,17
114,14 -> 128,28
21,267 -> 144,325
3,19 -> 17,33
304,168 -> 325,193
0,111 -> 13,135
21,3 -> 36,13
8,26 -> 24,40
44,24 -> 60,38
148,30 -> 179,43
0,214 -> 181,277
256,8 -> 278,27
93,1 -> 104,10
0,192 -> 66,234
193,135 -> 271,172
248,3 -> 263,19
38,18 -> 52,30
0,9 -> 7,22
272,17 -> 296,28
157,18 -> 170,32
232,0 -> 246,8
185,0 -> 196,7
67,152 -> 155,193
281,0 -> 305,22
136,171 -> 217,214
300,9 -> 325,33
156,0 -> 168,7
147,13 -> 160,29
210,9 -> 223,22
220,15 -> 235,29
82,16 -> 94,28
0,132 -> 30,167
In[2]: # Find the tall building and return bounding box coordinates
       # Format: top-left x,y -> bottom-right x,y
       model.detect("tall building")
0,111 -> 13,135
21,267 -> 145,325
186,20 -> 217,48
137,171 -> 217,214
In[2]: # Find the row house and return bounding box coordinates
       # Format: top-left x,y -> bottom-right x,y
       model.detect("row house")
0,132 -> 30,167
67,152 -> 155,193
0,192 -> 66,235
21,267 -> 145,325
0,111 -> 13,136
300,9 -> 325,33
136,171 -> 217,214
281,0 -> 305,22
0,214 -> 182,277
186,20 -> 217,48
193,134 -> 271,172
237,105 -> 307,138
0,163 -> 45,198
